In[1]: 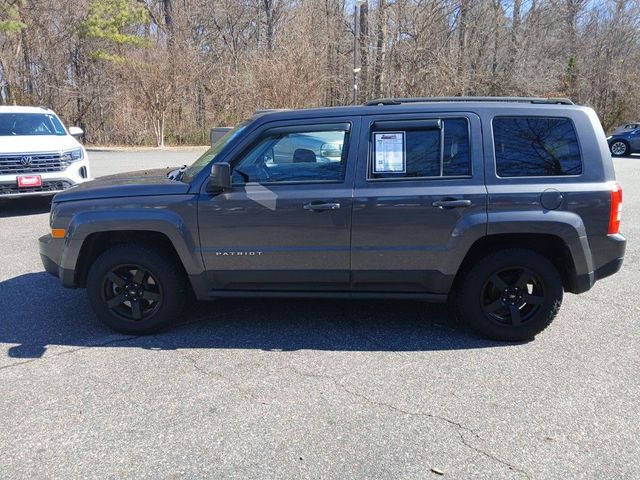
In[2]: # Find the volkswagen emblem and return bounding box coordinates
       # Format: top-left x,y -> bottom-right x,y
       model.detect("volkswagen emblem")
20,155 -> 33,166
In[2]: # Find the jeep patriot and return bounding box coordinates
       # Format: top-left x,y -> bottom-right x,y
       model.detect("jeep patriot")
39,97 -> 626,341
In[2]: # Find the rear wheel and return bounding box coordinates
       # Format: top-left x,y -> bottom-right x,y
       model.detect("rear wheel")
87,244 -> 186,334
609,140 -> 629,156
457,248 -> 563,341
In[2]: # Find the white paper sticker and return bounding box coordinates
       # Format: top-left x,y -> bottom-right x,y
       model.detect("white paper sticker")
374,132 -> 405,173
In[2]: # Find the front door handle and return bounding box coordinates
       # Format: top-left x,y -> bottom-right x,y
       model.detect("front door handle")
432,199 -> 472,208
303,201 -> 341,211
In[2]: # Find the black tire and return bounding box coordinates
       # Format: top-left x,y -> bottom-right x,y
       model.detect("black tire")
457,248 -> 563,341
86,244 -> 186,334
609,140 -> 629,157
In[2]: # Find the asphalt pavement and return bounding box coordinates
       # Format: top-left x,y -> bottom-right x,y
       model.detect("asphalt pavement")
0,149 -> 638,479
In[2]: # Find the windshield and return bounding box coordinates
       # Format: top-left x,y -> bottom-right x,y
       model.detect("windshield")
181,123 -> 247,182
0,113 -> 67,136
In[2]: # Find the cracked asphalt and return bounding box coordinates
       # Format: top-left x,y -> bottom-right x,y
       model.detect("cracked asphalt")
0,149 -> 638,479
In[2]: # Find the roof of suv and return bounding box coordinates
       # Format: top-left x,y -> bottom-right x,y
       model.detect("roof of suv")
251,97 -> 587,123
0,105 -> 54,114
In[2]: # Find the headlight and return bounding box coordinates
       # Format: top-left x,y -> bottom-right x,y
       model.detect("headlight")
62,148 -> 84,162
606,136 -> 612,140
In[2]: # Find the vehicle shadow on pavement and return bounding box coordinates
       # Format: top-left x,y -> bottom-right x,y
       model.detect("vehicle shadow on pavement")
0,272 -> 512,360
0,196 -> 52,218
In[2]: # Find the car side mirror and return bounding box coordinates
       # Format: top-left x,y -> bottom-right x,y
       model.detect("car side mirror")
68,126 -> 83,136
208,162 -> 231,192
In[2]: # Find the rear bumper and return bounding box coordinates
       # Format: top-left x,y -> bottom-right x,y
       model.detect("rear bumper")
594,256 -> 624,281
572,234 -> 626,293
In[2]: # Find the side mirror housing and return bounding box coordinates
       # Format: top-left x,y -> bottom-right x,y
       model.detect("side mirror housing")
208,162 -> 231,192
68,126 -> 83,136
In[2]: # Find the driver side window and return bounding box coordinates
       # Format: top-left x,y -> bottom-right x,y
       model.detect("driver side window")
232,128 -> 348,184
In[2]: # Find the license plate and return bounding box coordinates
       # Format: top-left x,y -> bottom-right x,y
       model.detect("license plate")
17,175 -> 42,188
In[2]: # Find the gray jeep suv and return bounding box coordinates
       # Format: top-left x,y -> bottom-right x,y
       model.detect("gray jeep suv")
39,97 -> 626,341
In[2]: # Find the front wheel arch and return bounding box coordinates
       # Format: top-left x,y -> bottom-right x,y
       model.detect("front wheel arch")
75,230 -> 188,289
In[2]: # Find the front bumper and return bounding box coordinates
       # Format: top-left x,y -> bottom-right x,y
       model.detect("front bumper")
0,161 -> 90,198
39,234 -> 76,287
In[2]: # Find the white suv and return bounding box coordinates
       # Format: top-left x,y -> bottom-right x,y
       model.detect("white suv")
0,106 -> 91,198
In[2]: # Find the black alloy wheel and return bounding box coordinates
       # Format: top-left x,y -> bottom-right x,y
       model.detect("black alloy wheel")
103,264 -> 163,322
480,267 -> 545,327
457,248 -> 563,341
87,244 -> 186,334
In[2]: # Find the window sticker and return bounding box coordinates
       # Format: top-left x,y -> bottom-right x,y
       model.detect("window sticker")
374,132 -> 406,173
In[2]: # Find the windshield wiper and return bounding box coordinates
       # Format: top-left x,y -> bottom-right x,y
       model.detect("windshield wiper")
167,165 -> 187,181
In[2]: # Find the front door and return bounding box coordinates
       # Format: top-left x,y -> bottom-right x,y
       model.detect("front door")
197,118 -> 359,292
350,112 -> 487,294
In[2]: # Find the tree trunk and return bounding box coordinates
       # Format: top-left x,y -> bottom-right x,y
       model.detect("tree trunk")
359,2 -> 369,102
373,0 -> 387,98
20,28 -> 33,101
263,0 -> 275,51
490,0 -> 501,94
506,0 -> 521,91
163,0 -> 173,37
455,0 -> 469,95
564,0 -> 585,100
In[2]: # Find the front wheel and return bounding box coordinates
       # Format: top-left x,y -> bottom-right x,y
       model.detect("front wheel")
457,248 -> 563,341
609,140 -> 629,157
86,244 -> 186,334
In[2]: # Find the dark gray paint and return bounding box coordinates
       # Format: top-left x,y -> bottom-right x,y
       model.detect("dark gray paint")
40,101 -> 626,300
351,112 -> 486,293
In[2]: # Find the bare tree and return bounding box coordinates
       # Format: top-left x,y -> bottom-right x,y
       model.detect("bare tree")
1,0 -> 638,145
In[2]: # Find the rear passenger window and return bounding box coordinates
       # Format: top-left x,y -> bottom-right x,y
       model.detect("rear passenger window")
493,117 -> 582,177
369,118 -> 470,180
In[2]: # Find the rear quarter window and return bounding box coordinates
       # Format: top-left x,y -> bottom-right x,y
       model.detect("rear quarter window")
493,116 -> 582,177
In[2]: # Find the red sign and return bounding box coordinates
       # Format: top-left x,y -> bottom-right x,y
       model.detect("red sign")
17,175 -> 42,188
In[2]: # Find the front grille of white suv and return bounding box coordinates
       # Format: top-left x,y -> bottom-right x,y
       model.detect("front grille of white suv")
0,152 -> 73,174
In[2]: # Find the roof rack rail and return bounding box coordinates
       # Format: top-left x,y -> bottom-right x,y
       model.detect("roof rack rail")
364,96 -> 574,106
253,108 -> 290,114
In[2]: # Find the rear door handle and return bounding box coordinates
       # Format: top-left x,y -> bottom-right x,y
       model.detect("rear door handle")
432,199 -> 472,208
303,201 -> 341,211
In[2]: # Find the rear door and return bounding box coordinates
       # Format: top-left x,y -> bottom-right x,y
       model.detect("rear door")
350,112 -> 487,295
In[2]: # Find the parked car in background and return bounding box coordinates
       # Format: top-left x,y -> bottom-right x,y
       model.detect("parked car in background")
607,125 -> 640,156
210,127 -> 232,146
0,106 -> 90,198
612,122 -> 640,134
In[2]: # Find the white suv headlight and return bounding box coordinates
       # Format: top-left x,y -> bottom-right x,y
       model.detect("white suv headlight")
62,148 -> 84,162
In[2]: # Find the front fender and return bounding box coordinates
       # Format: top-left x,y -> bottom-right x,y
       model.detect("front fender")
60,208 -> 203,280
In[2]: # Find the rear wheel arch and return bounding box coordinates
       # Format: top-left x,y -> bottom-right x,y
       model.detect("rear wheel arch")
453,233 -> 577,293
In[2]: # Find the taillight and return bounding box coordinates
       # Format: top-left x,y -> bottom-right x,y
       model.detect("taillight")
608,182 -> 622,234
